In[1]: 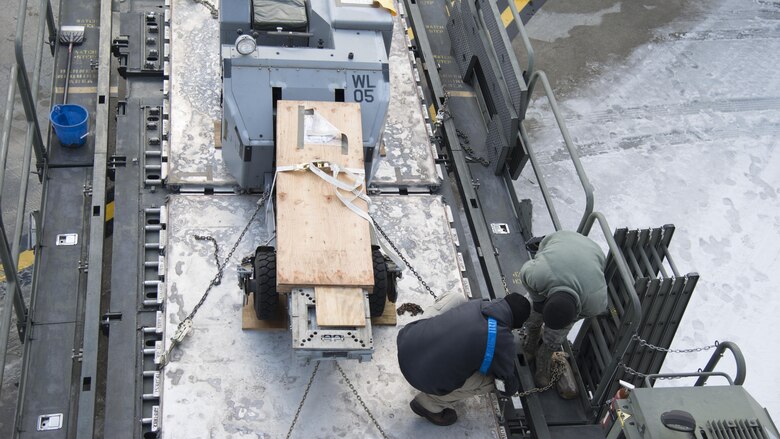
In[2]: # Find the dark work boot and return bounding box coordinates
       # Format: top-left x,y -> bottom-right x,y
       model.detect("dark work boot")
534,343 -> 554,388
522,323 -> 543,362
410,399 -> 458,426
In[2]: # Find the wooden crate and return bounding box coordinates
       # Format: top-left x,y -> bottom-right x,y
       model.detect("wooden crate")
275,100 -> 374,295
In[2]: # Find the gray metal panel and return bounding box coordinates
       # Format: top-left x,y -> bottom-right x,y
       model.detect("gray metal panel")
446,6 -> 473,77
74,0 -> 112,429
27,170 -> 89,324
219,0 -> 251,43
17,323 -> 78,438
548,425 -> 607,438
448,0 -> 518,150
102,96 -> 161,438
485,115 -> 508,174
409,0 -> 529,299
114,11 -> 165,77
627,386 -> 779,438
17,166 -> 91,438
478,0 -> 526,117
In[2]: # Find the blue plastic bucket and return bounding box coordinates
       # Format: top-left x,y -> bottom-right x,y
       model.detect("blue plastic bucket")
49,104 -> 89,146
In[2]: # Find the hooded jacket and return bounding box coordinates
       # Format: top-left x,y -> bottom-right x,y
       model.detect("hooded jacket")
519,230 -> 608,318
396,299 -> 519,396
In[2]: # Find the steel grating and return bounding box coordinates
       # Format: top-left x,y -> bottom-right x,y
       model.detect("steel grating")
477,0 -> 526,117
574,225 -> 700,413
447,0 -> 519,173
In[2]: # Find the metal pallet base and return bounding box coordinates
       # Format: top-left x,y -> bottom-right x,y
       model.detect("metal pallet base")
290,288 -> 373,362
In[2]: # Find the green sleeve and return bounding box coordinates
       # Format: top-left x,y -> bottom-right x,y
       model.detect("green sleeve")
520,259 -> 543,296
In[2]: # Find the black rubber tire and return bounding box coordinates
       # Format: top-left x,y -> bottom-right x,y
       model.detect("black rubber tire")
387,268 -> 398,304
369,248 -> 388,317
253,248 -> 279,320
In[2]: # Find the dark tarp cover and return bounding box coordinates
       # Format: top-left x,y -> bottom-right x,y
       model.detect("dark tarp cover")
252,0 -> 308,32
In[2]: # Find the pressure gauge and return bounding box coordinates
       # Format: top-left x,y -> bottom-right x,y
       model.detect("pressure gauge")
235,35 -> 257,56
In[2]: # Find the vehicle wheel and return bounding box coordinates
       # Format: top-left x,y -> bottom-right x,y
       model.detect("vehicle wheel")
387,267 -> 398,304
253,247 -> 278,320
369,247 -> 388,317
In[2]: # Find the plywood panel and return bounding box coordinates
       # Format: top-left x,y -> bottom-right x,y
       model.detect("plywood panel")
314,287 -> 366,327
275,100 -> 374,291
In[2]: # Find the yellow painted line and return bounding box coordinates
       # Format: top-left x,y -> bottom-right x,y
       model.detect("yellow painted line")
105,201 -> 115,222
446,4 -> 450,17
501,0 -> 530,28
0,201 -> 116,281
428,104 -> 437,121
447,90 -> 477,98
407,27 -> 414,41
0,250 -> 35,282
54,86 -> 120,94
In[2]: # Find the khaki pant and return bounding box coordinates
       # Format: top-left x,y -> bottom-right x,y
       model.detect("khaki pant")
412,293 -> 496,413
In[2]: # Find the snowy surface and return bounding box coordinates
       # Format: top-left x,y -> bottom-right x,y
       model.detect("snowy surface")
517,0 -> 780,418
161,195 -> 496,438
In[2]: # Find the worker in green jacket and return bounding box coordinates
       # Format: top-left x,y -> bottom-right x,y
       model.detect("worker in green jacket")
519,230 -> 608,387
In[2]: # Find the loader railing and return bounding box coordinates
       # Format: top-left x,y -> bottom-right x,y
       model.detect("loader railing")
579,212 -> 643,409
0,0 -> 54,410
642,340 -> 746,387
519,69 -> 595,233
507,0 -> 535,89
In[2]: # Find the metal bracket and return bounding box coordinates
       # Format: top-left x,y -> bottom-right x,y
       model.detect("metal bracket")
37,413 -> 64,431
56,233 -> 78,246
114,11 -> 166,77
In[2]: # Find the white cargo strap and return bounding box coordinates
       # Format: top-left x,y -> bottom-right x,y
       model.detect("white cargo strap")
307,162 -> 372,223
276,162 -> 406,271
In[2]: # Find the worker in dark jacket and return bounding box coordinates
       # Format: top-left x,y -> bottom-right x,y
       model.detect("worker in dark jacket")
519,230 -> 608,387
397,292 -> 531,426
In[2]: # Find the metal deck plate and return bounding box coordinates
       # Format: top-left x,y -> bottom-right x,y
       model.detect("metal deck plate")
371,12 -> 440,189
16,167 -> 92,435
166,2 -> 438,189
167,0 -> 234,187
161,194 -> 497,437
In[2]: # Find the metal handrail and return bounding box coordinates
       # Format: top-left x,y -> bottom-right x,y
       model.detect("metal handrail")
644,371 -> 735,387
0,0 -> 54,408
694,341 -> 746,386
0,76 -> 27,399
519,124 -> 561,230
507,0 -> 535,84
581,211 -> 643,407
520,70 -> 595,232
12,0 -> 49,167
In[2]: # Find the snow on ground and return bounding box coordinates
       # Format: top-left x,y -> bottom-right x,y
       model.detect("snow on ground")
518,0 -> 780,418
